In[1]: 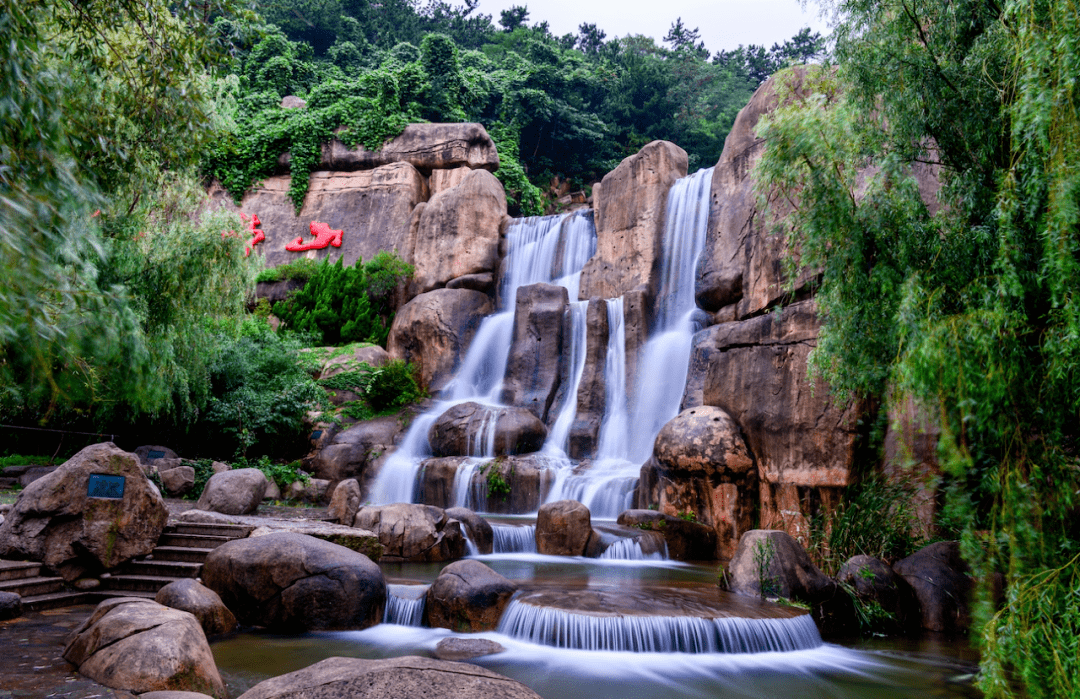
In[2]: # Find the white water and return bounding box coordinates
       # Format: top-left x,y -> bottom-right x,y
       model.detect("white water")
599,537 -> 668,561
383,584 -> 428,627
491,524 -> 538,553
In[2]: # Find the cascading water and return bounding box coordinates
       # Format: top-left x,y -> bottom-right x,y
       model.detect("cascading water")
491,524 -> 538,553
383,584 -> 428,626
598,537 -> 668,561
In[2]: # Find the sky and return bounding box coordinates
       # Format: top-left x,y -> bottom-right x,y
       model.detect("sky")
474,0 -> 832,54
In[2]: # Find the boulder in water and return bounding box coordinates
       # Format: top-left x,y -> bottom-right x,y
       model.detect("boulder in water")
892,541 -> 972,633
500,282 -> 569,422
434,637 -> 506,661
428,402 -> 548,457
235,656 -> 541,699
201,532 -> 386,632
445,507 -> 493,554
536,500 -> 602,557
417,454 -> 557,515
425,559 -> 517,632
616,509 -> 718,561
353,503 -> 466,562
155,578 -> 238,637
837,555 -> 919,633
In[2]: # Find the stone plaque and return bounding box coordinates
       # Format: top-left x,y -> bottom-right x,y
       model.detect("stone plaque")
87,474 -> 125,499
310,430 -> 323,440
147,450 -> 166,460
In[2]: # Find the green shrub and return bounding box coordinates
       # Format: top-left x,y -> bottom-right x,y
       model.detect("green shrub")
234,455 -> 310,491
272,252 -> 412,347
255,257 -> 320,283
0,455 -> 56,469
317,360 -> 423,416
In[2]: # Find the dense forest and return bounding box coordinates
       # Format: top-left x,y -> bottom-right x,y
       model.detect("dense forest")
1,1 -> 1078,696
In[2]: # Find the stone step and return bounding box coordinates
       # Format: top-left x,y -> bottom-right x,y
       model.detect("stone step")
93,589 -> 158,602
103,574 -> 180,594
158,533 -> 235,549
0,575 -> 66,597
0,560 -> 42,582
118,559 -> 202,579
20,590 -> 96,612
149,546 -> 216,564
168,522 -> 253,539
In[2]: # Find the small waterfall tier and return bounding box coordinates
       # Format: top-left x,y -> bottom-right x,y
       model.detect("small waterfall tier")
496,588 -> 821,653
492,524 -> 538,553
599,537 -> 668,561
384,584 -> 428,626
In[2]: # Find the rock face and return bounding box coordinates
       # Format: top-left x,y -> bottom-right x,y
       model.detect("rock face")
445,507 -> 493,554
311,416 -> 404,494
615,510 -> 718,562
424,559 -> 517,632
388,288 -> 492,393
640,406 -> 756,559
201,532 -> 386,632
411,168 -> 507,294
319,123 -> 500,173
196,468 -> 268,516
682,301 -> 862,541
236,656 -> 542,699
500,283 -> 569,422
238,162 -> 428,270
837,555 -> 919,632
536,500 -> 601,556
63,598 -> 225,697
353,504 -> 466,562
0,443 -> 168,581
155,578 -> 238,637
892,541 -> 972,633
428,402 -> 548,458
568,297 -> 609,458
418,454 -> 558,515
579,140 -> 688,302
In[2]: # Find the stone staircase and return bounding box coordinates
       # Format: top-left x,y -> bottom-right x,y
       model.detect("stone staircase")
1,521 -> 253,611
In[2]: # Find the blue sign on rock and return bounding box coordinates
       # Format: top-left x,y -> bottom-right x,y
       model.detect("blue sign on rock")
87,474 -> 126,499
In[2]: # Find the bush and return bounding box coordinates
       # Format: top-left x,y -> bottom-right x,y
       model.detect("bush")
272,252 -> 412,347
316,359 -> 423,416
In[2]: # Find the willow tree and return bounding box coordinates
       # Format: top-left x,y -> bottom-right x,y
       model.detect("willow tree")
755,2 -> 1079,696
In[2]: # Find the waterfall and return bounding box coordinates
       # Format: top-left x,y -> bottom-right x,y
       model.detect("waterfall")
384,584 -> 428,626
491,524 -> 538,553
599,538 -> 668,561
545,300 -> 588,453
496,601 -> 822,653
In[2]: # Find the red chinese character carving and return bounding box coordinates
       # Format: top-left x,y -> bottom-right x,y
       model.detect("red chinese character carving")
285,221 -> 343,252
240,212 -> 266,257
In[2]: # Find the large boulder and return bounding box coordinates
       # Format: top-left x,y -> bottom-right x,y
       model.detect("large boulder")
536,500 -> 601,557
353,504 -> 466,562
232,162 -> 427,270
327,478 -> 362,525
578,140 -> 688,302
424,559 -> 517,632
0,443 -> 168,581
410,169 -> 507,295
196,468 -> 268,516
837,555 -> 919,633
418,454 -> 558,515
311,416 -> 404,493
159,465 -> 196,498
201,532 -> 386,632
63,598 -> 225,697
682,301 -> 862,540
640,406 -> 756,558
235,656 -> 542,699
428,402 -> 548,458
155,578 -> 238,637
892,541 -> 972,633
568,297 -> 609,458
445,507 -> 493,554
616,510 -> 718,562
388,288 -> 493,393
500,283 -> 569,422
319,123 -> 500,173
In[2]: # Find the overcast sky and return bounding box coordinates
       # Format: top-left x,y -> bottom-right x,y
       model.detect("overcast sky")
475,0 -> 831,54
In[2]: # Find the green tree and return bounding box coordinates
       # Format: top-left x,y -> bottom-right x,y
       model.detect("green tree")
754,1 -> 1080,695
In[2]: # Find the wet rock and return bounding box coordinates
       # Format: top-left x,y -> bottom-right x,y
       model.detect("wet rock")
428,402 -> 548,458
353,504 -> 466,562
159,465 -> 196,498
837,555 -> 919,633
616,510 -> 718,561
892,541 -> 972,633
536,500 -> 601,557
500,283 -> 569,422
417,453 -> 557,515
155,579 -> 238,637
327,478 -> 362,525
202,532 -> 386,632
642,406 -> 756,559
0,443 -> 168,581
728,530 -> 835,600
425,559 -> 517,632
579,140 -> 687,302
568,298 -> 608,459
311,416 -> 403,493
235,656 -> 541,699
196,468 -> 268,516
445,507 -> 493,554
63,598 -> 225,697
410,169 -> 507,295
0,591 -> 21,620
433,637 -> 506,661
388,288 -> 493,393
